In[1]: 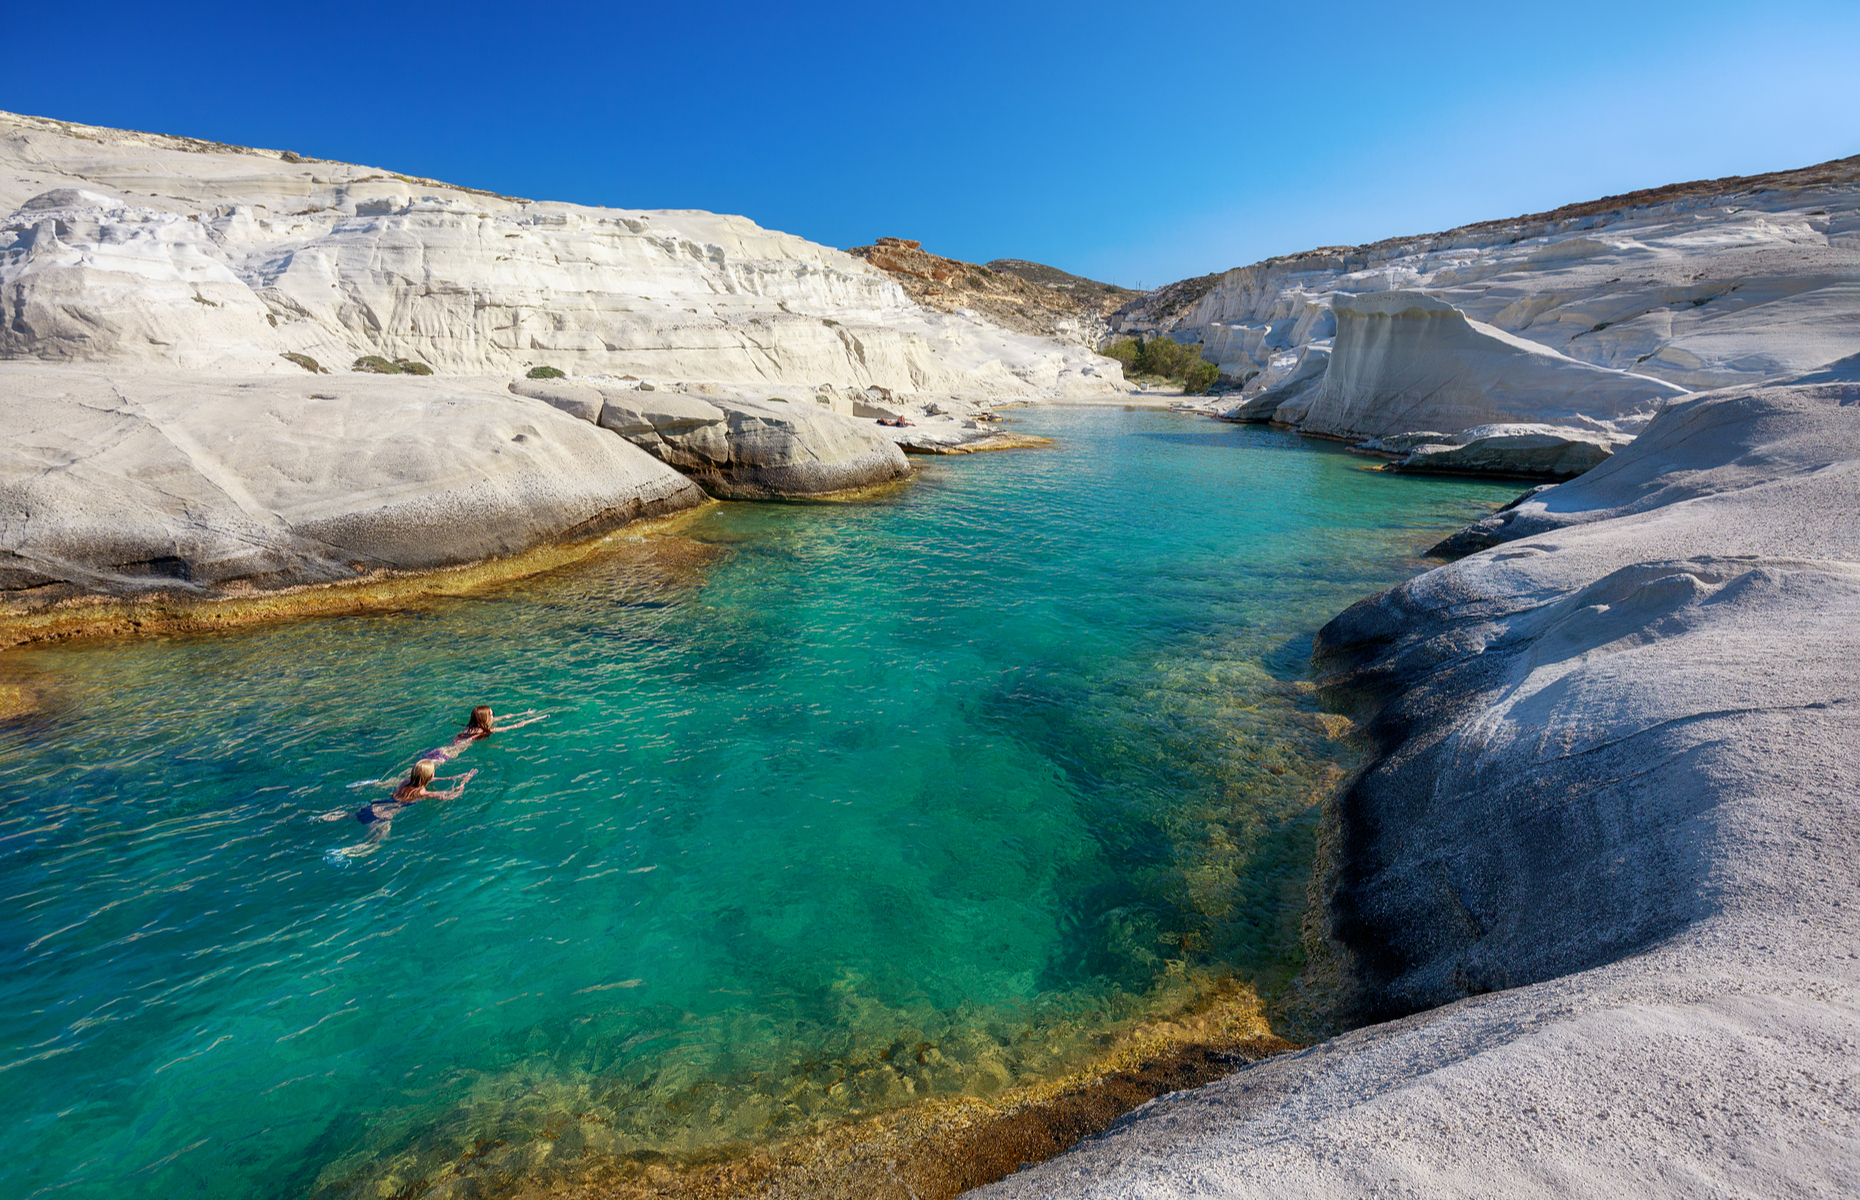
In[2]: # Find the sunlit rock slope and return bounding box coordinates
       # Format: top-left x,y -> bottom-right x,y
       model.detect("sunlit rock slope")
0,110 -> 1126,615
1149,156 -> 1860,463
0,110 -> 1120,396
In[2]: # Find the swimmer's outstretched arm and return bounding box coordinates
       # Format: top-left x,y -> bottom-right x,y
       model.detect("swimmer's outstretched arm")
491,712 -> 550,732
427,768 -> 478,801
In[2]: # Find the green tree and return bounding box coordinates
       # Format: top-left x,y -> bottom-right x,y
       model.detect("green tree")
1101,337 -> 1219,393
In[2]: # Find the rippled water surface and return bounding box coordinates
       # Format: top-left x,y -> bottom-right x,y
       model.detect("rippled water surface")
0,408 -> 1518,1200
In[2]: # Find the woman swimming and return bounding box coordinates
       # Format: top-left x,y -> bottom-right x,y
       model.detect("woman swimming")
333,762 -> 476,856
419,705 -> 549,763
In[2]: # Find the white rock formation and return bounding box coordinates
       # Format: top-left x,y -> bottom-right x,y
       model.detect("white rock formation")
0,366 -> 705,599
1171,156 -> 1860,445
0,110 -> 1122,397
0,108 -> 1129,604
972,374 -> 1860,1199
1294,291 -> 1687,439
1367,423 -> 1628,478
514,378 -> 910,498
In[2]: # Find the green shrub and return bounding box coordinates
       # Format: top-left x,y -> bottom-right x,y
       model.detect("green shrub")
1182,359 -> 1220,395
1102,336 -> 1218,392
1102,339 -> 1140,371
1134,337 -> 1203,379
281,352 -> 326,374
353,356 -> 434,375
526,365 -> 566,379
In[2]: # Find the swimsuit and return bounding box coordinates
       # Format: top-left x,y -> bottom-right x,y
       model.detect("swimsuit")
357,800 -> 408,824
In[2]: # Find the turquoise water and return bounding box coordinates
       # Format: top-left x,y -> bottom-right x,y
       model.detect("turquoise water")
0,408 -> 1516,1200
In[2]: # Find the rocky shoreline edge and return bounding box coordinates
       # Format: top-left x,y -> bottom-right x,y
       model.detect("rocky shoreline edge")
972,374 -> 1860,1197
0,366 -> 1041,647
11,379 -> 1855,1198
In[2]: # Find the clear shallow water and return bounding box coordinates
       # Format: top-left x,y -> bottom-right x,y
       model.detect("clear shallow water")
0,409 -> 1517,1200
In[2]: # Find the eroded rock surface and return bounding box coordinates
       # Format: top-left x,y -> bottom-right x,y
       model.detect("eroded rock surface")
0,367 -> 704,602
0,110 -> 1123,397
973,379 -> 1860,1198
512,377 -> 911,497
1297,291 -> 1687,439
1374,422 -> 1628,479
1154,155 -> 1860,443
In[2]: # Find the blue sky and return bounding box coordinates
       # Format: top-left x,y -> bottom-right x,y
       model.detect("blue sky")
7,0 -> 1856,285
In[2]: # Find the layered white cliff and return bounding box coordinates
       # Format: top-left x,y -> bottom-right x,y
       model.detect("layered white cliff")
1162,157 -> 1860,442
0,111 -> 1121,396
1295,290 -> 1687,439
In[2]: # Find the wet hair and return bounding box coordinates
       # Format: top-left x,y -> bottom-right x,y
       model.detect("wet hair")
469,705 -> 494,733
407,761 -> 436,787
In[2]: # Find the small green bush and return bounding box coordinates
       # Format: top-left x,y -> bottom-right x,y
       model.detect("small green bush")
281,352 -> 327,374
353,356 -> 434,376
526,365 -> 566,379
1182,359 -> 1220,395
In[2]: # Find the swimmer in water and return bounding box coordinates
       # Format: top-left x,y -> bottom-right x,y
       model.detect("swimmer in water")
334,762 -> 476,854
419,705 -> 549,764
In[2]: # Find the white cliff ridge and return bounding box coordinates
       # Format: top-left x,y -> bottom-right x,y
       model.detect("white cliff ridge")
0,110 -> 1124,610
1291,290 -> 1687,440
0,110 -> 1121,396
1143,156 -> 1860,471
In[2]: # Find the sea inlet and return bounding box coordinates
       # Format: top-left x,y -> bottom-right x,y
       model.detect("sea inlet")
0,407 -> 1517,1200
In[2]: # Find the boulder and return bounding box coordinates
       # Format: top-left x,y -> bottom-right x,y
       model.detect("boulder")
874,419 -> 1052,455
589,389 -> 909,498
0,366 -> 705,601
1219,343 -> 1330,423
1380,422 -> 1627,478
508,378 -> 605,424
